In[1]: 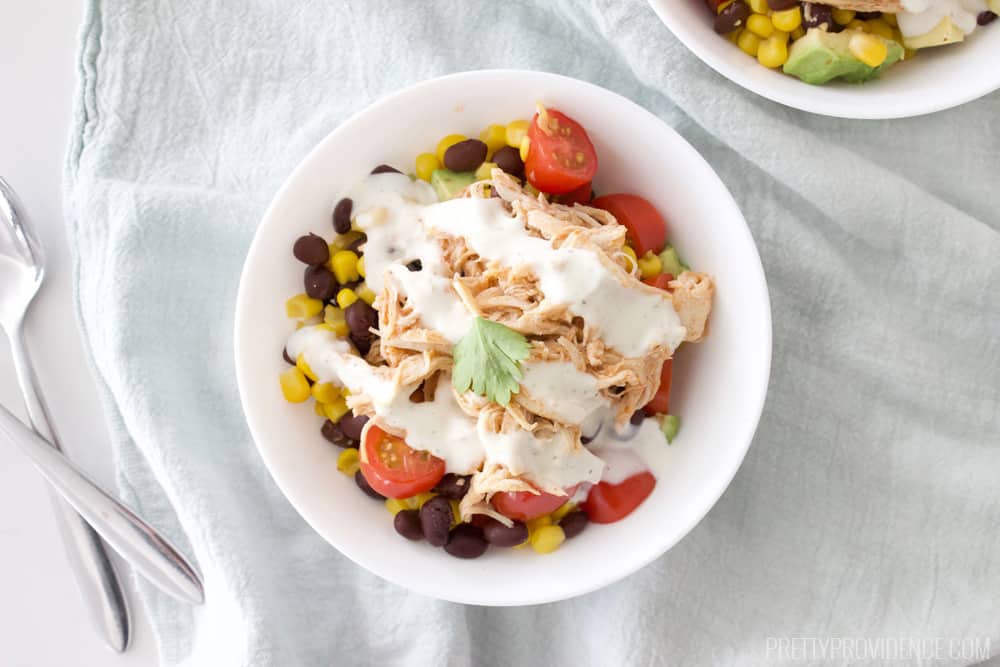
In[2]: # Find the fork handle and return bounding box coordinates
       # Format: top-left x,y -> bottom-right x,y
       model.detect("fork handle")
0,389 -> 205,605
9,327 -> 131,650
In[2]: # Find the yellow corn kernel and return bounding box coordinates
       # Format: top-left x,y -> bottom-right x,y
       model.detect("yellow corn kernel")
323,305 -> 350,337
295,354 -> 317,382
414,152 -> 440,182
403,492 -> 436,509
505,120 -> 530,148
848,32 -> 888,67
881,11 -> 897,26
637,251 -> 663,279
311,382 -> 340,404
865,18 -> 895,40
328,231 -> 364,253
314,400 -> 327,417
529,525 -> 566,554
449,499 -> 462,527
747,0 -> 768,13
285,293 -> 324,319
356,256 -> 365,278
323,396 -> 350,422
771,7 -> 801,32
832,8 -> 855,25
279,367 -> 311,403
331,250 -> 360,284
356,282 -> 376,306
519,136 -> 531,162
772,29 -> 790,43
551,502 -> 577,523
791,26 -> 806,40
479,124 -> 507,157
527,514 -> 552,532
336,288 -> 358,309
435,134 -> 466,162
757,34 -> 789,68
475,161 -> 496,181
620,245 -> 638,272
726,30 -> 741,44
737,29 -> 761,56
746,13 -> 774,38
385,498 -> 409,515
336,447 -> 360,476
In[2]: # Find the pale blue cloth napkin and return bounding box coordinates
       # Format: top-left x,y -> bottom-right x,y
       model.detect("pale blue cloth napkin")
65,1 -> 1000,665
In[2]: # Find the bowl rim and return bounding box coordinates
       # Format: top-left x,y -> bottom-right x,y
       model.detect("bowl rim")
234,68 -> 773,605
646,0 -> 1000,120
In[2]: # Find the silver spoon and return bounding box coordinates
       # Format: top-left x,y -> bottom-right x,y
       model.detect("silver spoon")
0,177 -> 204,609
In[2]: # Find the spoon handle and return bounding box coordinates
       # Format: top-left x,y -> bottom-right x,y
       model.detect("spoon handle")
0,399 -> 204,605
8,331 -> 132,650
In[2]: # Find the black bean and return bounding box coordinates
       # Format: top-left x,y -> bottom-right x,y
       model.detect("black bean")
394,509 -> 423,541
444,524 -> 489,559
339,412 -> 369,441
802,2 -> 835,30
434,473 -> 471,500
293,233 -> 330,265
443,139 -> 488,173
979,10 -> 997,25
320,420 -> 355,448
347,234 -> 367,254
333,198 -> 353,234
854,11 -> 881,19
351,333 -> 372,357
406,259 -> 422,272
304,265 -> 338,301
354,470 -> 384,499
282,348 -> 294,365
492,146 -> 524,177
766,0 -> 799,9
714,1 -> 750,33
559,511 -> 589,539
371,164 -> 402,175
419,496 -> 453,547
481,517 -> 528,547
345,300 -> 378,339
630,410 -> 646,426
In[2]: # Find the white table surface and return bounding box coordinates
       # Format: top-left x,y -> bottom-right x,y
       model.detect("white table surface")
0,2 -> 159,664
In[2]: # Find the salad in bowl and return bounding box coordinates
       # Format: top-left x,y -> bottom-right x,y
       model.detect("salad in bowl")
279,107 -> 714,559
235,70 -> 770,604
703,0 -> 997,85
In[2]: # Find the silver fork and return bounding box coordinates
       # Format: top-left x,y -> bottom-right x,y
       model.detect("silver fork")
0,176 -> 203,646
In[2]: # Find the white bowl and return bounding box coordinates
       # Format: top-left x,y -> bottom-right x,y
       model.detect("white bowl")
234,70 -> 771,605
648,0 -> 1000,119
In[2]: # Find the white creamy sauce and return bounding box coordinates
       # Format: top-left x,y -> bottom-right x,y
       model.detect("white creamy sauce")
519,361 -> 607,425
422,197 -> 685,357
898,0 -> 987,38
585,416 -> 673,484
289,173 -> 685,489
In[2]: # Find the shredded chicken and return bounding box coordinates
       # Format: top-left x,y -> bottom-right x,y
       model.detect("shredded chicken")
355,170 -> 714,519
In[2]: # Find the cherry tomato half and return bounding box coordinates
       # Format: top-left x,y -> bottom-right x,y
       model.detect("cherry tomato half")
582,472 -> 656,524
492,485 -> 578,522
642,273 -> 674,291
556,181 -> 593,206
591,193 -> 668,257
360,425 -> 445,499
525,108 -> 598,195
644,359 -> 673,416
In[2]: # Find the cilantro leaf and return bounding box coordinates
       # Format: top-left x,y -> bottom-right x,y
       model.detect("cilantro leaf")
452,317 -> 530,405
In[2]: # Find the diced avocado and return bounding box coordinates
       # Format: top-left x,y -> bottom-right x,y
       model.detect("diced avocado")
430,169 -> 476,201
658,245 -> 685,277
783,28 -> 903,85
902,17 -> 965,50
